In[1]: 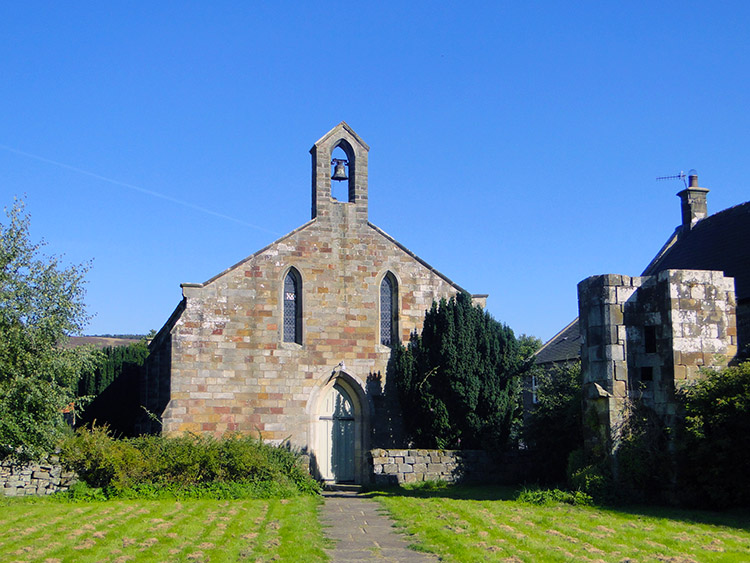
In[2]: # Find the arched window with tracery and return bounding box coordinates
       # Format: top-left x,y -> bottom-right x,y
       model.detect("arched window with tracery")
283,268 -> 302,344
380,273 -> 398,346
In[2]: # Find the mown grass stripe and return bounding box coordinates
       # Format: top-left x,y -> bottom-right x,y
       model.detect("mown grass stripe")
372,485 -> 750,562
0,497 -> 326,563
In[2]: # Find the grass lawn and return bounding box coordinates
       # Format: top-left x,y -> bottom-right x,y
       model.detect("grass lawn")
370,485 -> 750,562
0,496 -> 326,563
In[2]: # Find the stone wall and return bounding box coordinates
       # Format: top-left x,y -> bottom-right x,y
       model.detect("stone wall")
578,269 -> 737,454
368,449 -> 531,485
0,456 -> 77,497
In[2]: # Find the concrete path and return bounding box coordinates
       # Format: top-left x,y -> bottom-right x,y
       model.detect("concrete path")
320,487 -> 439,562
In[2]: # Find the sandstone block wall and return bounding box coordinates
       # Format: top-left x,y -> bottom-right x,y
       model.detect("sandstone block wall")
149,220 -> 465,439
368,449 -> 532,485
0,456 -> 77,497
369,449 -> 494,484
578,269 -> 737,453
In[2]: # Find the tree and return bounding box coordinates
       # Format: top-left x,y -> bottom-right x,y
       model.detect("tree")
523,361 -> 583,483
76,340 -> 149,436
394,292 -> 523,450
0,198 -> 98,460
77,340 -> 149,397
678,361 -> 750,507
517,334 -> 543,361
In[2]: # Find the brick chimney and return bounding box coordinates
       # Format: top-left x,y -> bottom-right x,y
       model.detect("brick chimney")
677,169 -> 708,234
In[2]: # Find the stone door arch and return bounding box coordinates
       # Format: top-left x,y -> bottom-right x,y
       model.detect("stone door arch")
310,374 -> 369,484
318,383 -> 355,482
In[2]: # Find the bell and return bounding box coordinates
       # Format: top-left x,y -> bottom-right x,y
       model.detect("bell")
331,159 -> 348,181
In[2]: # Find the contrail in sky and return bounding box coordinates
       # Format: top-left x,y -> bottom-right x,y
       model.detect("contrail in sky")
0,144 -> 279,235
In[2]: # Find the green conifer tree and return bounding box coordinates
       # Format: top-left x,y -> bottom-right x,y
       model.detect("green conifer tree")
394,292 -> 523,450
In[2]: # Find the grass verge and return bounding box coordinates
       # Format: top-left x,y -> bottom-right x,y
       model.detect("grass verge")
0,495 -> 326,562
369,484 -> 750,562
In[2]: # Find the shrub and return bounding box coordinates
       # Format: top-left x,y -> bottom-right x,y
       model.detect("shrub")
523,361 -> 582,484
516,487 -> 592,506
62,481 -> 107,502
614,400 -> 674,503
567,449 -> 613,504
677,361 -> 750,507
60,427 -> 320,498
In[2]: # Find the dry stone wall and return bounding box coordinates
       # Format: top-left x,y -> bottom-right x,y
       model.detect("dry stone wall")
0,456 -> 77,497
367,449 -> 533,485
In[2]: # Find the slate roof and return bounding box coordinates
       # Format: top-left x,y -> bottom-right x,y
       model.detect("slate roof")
642,201 -> 750,302
538,199 -> 750,365
534,319 -> 581,365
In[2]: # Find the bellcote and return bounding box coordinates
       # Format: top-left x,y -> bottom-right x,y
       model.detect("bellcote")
310,122 -> 369,221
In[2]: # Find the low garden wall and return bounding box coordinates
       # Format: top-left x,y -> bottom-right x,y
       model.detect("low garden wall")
368,448 -> 496,485
0,455 -> 77,497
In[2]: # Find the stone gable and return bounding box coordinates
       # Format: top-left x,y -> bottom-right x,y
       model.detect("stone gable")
142,123 -> 486,483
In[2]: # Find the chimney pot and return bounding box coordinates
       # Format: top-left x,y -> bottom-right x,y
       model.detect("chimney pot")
677,171 -> 708,234
688,169 -> 699,188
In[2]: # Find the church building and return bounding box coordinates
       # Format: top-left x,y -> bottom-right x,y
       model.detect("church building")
141,122 -> 487,484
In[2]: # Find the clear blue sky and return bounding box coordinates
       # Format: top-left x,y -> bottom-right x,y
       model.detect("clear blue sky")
2,2 -> 749,342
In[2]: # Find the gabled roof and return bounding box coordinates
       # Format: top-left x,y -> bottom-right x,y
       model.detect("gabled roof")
311,121 -> 370,152
643,201 -> 750,301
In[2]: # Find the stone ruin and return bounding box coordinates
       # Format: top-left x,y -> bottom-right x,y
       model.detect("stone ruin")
578,269 -> 737,456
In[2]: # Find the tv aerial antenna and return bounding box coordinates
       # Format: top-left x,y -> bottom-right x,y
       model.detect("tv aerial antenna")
656,171 -> 688,189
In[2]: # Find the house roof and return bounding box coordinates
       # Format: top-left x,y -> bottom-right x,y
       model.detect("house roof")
643,201 -> 750,302
534,318 -> 580,365
539,198 -> 750,365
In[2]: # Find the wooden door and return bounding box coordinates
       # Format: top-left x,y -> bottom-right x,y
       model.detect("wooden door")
319,383 -> 355,482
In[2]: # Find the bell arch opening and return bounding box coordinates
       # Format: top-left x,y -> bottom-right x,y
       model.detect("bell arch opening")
330,139 -> 356,203
330,145 -> 350,202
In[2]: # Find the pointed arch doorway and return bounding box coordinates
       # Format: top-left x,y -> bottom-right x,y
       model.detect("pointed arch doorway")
312,375 -> 369,484
318,383 -> 355,482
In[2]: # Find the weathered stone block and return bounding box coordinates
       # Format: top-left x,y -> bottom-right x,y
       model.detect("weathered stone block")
604,345 -> 624,361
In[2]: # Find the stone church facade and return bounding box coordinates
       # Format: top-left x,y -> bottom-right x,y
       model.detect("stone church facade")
141,123 -> 486,484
